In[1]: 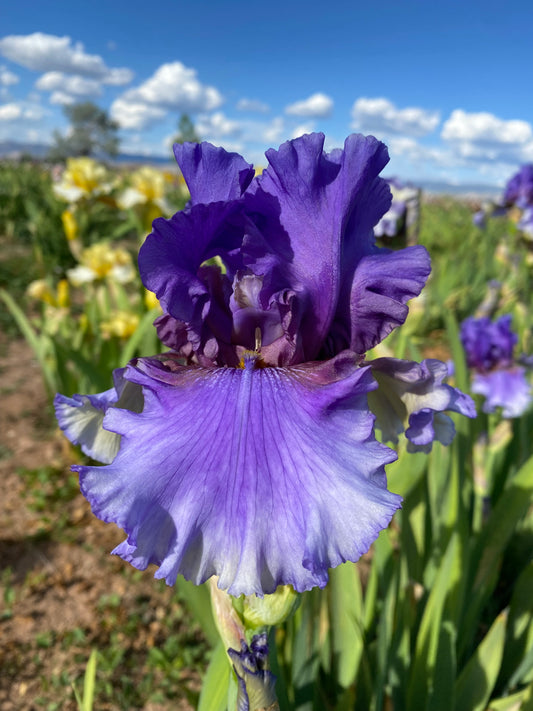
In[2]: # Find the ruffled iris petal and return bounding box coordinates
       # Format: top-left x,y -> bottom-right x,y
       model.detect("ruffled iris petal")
53,370 -> 143,463
75,353 -> 400,596
174,141 -> 254,205
244,133 -> 391,360
472,368 -> 532,418
348,246 -> 431,354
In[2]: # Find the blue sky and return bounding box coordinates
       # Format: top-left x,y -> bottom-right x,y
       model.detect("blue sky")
0,0 -> 532,186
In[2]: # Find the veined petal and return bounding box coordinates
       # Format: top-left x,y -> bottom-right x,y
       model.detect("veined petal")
367,357 -> 476,450
74,353 -> 400,596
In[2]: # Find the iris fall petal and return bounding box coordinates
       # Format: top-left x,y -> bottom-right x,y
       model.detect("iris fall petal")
74,353 -> 400,596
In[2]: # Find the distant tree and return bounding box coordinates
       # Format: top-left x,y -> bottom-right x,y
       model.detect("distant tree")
173,114 -> 200,145
49,102 -> 120,161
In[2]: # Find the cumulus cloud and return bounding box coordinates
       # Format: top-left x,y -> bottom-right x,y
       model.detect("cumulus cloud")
351,97 -> 440,137
0,101 -> 45,122
442,109 -> 532,144
0,65 -> 18,86
441,109 -> 533,164
36,71 -> 102,98
386,136 -> 451,166
121,62 -> 222,111
110,97 -> 167,130
49,91 -> 76,106
0,103 -> 21,121
104,67 -> 134,86
0,32 -> 133,84
236,98 -> 269,113
285,92 -> 333,118
291,123 -> 316,139
196,112 -> 242,140
111,61 -> 223,130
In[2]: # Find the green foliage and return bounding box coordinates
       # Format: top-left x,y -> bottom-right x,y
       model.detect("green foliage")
72,649 -> 97,711
0,162 -> 72,271
174,113 -> 201,145
49,102 -> 120,161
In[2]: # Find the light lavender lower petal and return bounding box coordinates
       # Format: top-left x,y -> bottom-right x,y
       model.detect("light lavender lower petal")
367,357 -> 476,450
472,368 -> 532,418
54,371 -> 143,463
75,353 -> 400,596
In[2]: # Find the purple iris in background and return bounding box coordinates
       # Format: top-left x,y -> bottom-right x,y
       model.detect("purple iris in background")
503,164 -> 533,210
55,133 -> 475,597
518,206 -> 533,238
461,314 -> 531,417
374,177 -> 419,239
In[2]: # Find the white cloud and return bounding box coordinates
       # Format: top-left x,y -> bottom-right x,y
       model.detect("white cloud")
36,71 -> 102,98
236,98 -> 269,113
0,102 -> 21,121
122,62 -> 222,111
0,100 -> 45,122
441,109 -> 533,165
111,61 -> 223,131
0,32 -> 132,83
196,112 -> 242,139
285,92 -> 333,118
49,91 -> 76,106
291,123 -> 315,139
0,65 -> 18,86
110,97 -> 167,130
351,97 -> 440,137
262,117 -> 285,144
442,109 -> 532,144
104,67 -> 134,86
387,136 -> 451,166
22,106 -> 45,121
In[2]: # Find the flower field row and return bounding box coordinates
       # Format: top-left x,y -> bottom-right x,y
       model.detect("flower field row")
1,138 -> 532,711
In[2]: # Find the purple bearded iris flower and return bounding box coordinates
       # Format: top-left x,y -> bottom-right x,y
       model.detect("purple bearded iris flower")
460,315 -> 532,418
55,133 -> 475,597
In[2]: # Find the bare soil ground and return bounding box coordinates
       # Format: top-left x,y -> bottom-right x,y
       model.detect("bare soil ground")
0,335 -> 204,710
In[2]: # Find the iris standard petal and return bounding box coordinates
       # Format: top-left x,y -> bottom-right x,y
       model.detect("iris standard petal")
74,353 -> 400,596
174,141 -> 254,205
244,133 -> 391,359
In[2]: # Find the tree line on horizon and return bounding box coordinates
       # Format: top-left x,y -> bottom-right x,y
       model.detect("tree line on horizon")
47,102 -> 200,163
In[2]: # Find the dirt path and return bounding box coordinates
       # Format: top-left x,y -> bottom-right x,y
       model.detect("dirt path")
0,337 -> 202,710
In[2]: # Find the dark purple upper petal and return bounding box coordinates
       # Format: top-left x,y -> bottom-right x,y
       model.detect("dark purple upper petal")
174,141 -> 254,205
243,133 -> 391,361
346,246 -> 431,355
